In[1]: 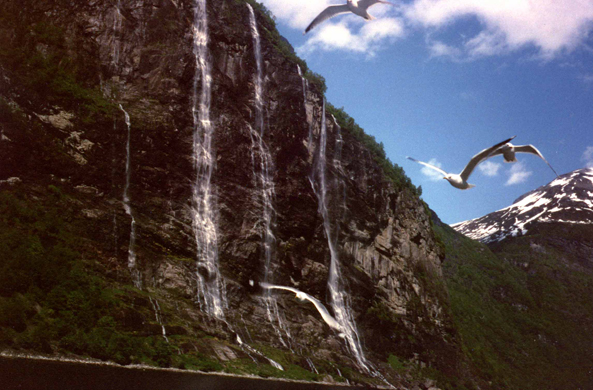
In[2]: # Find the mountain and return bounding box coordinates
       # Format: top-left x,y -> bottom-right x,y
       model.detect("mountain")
0,0 -> 477,388
441,168 -> 593,389
452,168 -> 593,243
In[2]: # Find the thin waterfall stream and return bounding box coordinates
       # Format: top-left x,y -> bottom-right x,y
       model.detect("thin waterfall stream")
149,297 -> 169,343
120,104 -> 141,288
311,101 -> 369,372
191,0 -> 226,319
297,65 -> 313,150
246,4 -> 292,349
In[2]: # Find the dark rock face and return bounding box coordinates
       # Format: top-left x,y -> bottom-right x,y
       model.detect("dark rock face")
0,0 -> 465,386
453,168 -> 593,243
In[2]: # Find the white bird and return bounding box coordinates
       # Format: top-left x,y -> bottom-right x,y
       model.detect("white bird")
407,136 -> 516,190
488,142 -> 558,177
259,282 -> 344,336
304,0 -> 393,34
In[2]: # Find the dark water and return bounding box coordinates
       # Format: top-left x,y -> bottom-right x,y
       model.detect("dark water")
0,356 -> 370,390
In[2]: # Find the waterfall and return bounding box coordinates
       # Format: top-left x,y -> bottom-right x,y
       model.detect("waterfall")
297,65 -> 313,150
311,101 -> 369,372
191,0 -> 225,319
149,297 -> 169,343
112,0 -> 124,69
236,335 -> 284,371
120,104 -> 141,288
246,4 -> 292,348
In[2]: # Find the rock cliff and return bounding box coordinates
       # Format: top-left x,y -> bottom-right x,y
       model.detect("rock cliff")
0,0 -> 470,387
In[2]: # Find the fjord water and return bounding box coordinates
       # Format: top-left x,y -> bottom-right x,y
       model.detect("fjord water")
0,356 -> 357,390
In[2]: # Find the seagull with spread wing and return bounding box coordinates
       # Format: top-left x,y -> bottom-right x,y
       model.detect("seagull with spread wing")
407,136 -> 516,190
304,0 -> 393,34
488,142 -> 559,177
259,282 -> 344,336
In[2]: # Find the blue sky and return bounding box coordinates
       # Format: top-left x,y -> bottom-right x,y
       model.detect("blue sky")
259,0 -> 593,224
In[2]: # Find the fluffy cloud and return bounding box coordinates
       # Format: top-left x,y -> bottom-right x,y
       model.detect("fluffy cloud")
404,0 -> 593,59
259,0 -> 334,30
260,0 -> 405,56
582,146 -> 593,168
299,18 -> 405,56
428,40 -> 462,59
260,0 -> 593,58
420,158 -> 446,181
478,160 -> 501,176
505,161 -> 532,185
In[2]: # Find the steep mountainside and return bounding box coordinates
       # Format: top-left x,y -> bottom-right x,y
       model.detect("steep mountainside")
0,0 -> 475,388
439,169 -> 593,389
452,168 -> 593,243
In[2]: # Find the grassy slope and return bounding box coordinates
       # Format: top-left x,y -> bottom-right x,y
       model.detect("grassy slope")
434,221 -> 593,389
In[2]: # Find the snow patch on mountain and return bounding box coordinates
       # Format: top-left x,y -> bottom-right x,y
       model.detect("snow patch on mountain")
452,168 -> 593,243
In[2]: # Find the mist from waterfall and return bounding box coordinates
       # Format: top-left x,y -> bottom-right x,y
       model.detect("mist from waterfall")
246,4 -> 291,348
120,104 -> 141,289
191,0 -> 226,319
312,101 -> 369,372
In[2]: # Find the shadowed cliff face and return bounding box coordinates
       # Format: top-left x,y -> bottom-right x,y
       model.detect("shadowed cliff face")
0,0 -> 468,386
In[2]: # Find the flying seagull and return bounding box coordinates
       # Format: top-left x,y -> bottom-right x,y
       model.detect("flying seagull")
304,0 -> 393,34
259,282 -> 344,336
488,142 -> 558,177
407,136 -> 516,190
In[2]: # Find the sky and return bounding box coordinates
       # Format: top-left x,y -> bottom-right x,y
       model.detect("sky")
259,0 -> 593,224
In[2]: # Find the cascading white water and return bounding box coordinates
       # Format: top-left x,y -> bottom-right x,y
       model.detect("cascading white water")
149,297 -> 169,343
120,104 -> 141,288
297,65 -> 313,150
311,101 -> 369,372
191,0 -> 225,319
112,0 -> 123,69
236,335 -> 284,371
246,4 -> 292,348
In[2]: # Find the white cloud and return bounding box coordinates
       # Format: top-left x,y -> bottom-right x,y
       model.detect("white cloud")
261,0 -> 404,56
478,160 -> 501,176
582,146 -> 593,168
298,17 -> 405,57
260,0 -> 593,58
404,0 -> 593,59
428,40 -> 462,59
260,0 -> 334,30
505,161 -> 532,185
420,158 -> 446,181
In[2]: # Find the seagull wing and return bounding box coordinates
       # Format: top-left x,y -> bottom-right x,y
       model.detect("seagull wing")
486,146 -> 506,158
260,283 -> 342,331
305,297 -> 342,331
260,282 -> 301,295
358,0 -> 393,10
407,156 -> 448,176
460,136 -> 516,181
305,4 -> 351,34
514,144 -> 559,177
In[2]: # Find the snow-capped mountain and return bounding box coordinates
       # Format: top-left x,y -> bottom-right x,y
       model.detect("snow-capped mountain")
452,168 -> 593,243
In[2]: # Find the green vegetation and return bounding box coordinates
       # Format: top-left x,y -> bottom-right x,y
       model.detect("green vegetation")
327,103 -> 422,196
0,189 -> 171,365
0,6 -> 113,121
435,222 -> 593,389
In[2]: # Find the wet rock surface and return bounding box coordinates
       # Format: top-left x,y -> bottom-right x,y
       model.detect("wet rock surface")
0,0 -> 468,387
